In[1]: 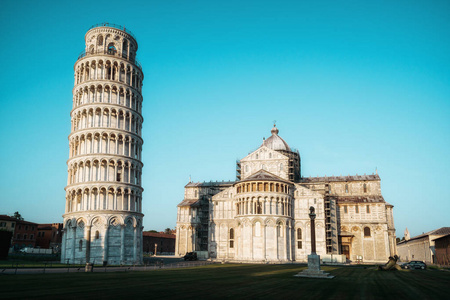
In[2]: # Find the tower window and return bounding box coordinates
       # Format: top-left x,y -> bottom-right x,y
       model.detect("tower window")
107,43 -> 117,54
366,205 -> 370,213
364,227 -> 371,237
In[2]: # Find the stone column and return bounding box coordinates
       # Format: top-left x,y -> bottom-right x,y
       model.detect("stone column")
283,223 -> 287,260
85,225 -> 91,263
263,223 -> 267,260
310,207 -> 316,254
72,226 -> 76,263
103,225 -> 109,263
250,223 -> 254,260
120,224 -> 125,263
133,225 -> 137,263
61,228 -> 66,262
287,223 -> 291,261
175,226 -> 180,256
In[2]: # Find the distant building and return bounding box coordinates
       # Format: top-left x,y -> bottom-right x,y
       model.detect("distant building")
433,234 -> 450,266
397,227 -> 450,264
176,126 -> 397,263
0,215 -> 38,250
0,215 -> 17,233
143,232 -> 176,254
35,223 -> 63,252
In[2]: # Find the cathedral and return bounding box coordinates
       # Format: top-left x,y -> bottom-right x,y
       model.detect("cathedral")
176,125 -> 397,263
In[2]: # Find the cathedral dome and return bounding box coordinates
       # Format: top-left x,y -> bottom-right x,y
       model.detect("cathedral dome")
261,125 -> 291,151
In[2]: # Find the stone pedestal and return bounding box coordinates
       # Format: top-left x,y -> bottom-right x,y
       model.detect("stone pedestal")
294,254 -> 334,279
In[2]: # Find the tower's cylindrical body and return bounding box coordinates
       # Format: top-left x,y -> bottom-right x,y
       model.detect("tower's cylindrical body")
61,23 -> 144,265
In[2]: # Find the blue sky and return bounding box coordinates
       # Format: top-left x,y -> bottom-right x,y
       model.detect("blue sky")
0,0 -> 449,237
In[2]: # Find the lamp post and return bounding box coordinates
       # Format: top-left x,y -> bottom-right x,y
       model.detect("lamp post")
154,243 -> 157,256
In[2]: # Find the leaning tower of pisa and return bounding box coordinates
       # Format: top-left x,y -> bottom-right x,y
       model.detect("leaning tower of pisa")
61,23 -> 144,265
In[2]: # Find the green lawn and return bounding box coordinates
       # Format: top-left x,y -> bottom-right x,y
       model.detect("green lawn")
0,264 -> 449,299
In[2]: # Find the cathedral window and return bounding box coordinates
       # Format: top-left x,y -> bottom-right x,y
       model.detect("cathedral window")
366,205 -> 370,213
364,227 -> 371,237
345,184 -> 349,193
363,183 -> 367,193
79,240 -> 83,251
256,154 -> 259,159
355,205 -> 359,213
229,228 -> 234,248
277,223 -> 283,237
297,228 -> 302,249
256,200 -> 262,214
344,206 -> 348,213
95,231 -> 99,240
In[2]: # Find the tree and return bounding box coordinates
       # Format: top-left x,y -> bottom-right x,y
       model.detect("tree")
164,228 -> 172,234
13,211 -> 23,220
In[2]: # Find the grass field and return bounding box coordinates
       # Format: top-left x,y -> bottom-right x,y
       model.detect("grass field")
1,264 -> 449,299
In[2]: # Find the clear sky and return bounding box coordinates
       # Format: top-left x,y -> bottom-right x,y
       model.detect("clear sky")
0,0 -> 449,238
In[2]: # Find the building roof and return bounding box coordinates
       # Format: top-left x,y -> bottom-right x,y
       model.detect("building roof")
433,233 -> 450,242
185,181 -> 235,188
301,174 -> 380,183
239,169 -> 291,184
143,232 -> 176,239
177,199 -> 200,207
0,215 -> 17,222
336,195 -> 385,203
398,227 -> 450,244
0,215 -> 37,225
261,125 -> 291,151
